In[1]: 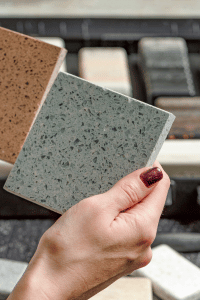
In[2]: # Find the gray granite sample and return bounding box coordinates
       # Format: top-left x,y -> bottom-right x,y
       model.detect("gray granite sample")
4,72 -> 175,214
132,245 -> 200,300
138,38 -> 196,104
0,258 -> 28,299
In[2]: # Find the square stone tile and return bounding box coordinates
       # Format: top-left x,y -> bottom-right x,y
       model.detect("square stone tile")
4,72 -> 175,214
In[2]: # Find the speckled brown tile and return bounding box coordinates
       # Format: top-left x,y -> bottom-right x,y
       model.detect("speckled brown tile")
0,26 -> 67,164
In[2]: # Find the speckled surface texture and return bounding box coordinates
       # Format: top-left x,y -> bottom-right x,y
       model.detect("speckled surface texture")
0,26 -> 67,164
4,72 -> 175,214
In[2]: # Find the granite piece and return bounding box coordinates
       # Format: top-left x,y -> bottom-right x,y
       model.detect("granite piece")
0,258 -> 28,299
138,37 -> 195,104
4,72 -> 175,214
132,245 -> 200,300
90,277 -> 153,300
0,26 -> 67,164
79,47 -> 132,96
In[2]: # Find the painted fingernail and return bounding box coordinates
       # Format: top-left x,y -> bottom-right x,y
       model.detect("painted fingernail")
140,167 -> 163,188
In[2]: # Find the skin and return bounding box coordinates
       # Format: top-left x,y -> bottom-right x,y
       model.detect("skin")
8,161 -> 170,300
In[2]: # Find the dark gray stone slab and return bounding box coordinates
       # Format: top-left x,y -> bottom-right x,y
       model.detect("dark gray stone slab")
4,72 -> 175,214
138,37 -> 196,104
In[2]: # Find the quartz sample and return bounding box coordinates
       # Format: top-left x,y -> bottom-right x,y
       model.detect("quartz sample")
0,26 -> 67,164
132,245 -> 200,300
4,72 -> 175,214
90,277 -> 153,300
0,258 -> 28,299
79,47 -> 132,96
138,37 -> 195,104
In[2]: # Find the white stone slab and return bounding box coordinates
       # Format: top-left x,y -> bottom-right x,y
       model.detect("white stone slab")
79,47 -> 132,96
4,72 -> 175,214
132,245 -> 200,300
90,277 -> 153,300
157,140 -> 200,165
0,258 -> 28,299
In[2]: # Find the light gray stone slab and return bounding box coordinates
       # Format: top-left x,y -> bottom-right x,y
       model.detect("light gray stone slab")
4,72 -> 175,214
132,245 -> 200,300
0,258 -> 28,299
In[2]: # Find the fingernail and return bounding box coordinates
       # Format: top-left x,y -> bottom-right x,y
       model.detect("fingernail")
140,167 -> 163,188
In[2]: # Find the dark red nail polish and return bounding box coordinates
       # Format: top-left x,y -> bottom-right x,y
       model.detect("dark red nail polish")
140,167 -> 163,188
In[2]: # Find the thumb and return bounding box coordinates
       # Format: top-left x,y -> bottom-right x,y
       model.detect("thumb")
104,164 -> 163,214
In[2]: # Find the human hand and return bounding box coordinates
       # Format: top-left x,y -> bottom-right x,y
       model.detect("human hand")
9,161 -> 170,300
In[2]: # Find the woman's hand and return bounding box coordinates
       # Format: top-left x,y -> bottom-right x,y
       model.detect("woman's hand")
8,161 -> 170,300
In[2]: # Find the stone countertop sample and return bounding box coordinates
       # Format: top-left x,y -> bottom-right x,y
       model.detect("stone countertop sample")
0,26 -> 67,164
132,244 -> 200,300
4,72 -> 175,214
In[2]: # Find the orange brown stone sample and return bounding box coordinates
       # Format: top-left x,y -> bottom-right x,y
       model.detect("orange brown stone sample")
0,26 -> 67,164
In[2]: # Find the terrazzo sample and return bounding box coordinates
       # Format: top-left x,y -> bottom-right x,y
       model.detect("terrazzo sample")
79,47 -> 132,96
132,245 -> 200,300
0,258 -> 28,299
0,26 -> 67,164
4,72 -> 175,214
90,277 -> 153,300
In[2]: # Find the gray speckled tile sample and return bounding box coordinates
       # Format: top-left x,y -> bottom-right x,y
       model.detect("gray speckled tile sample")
0,258 -> 28,299
4,72 -> 175,214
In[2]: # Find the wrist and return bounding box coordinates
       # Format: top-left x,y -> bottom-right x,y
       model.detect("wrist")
8,256 -> 56,300
9,234 -> 88,300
